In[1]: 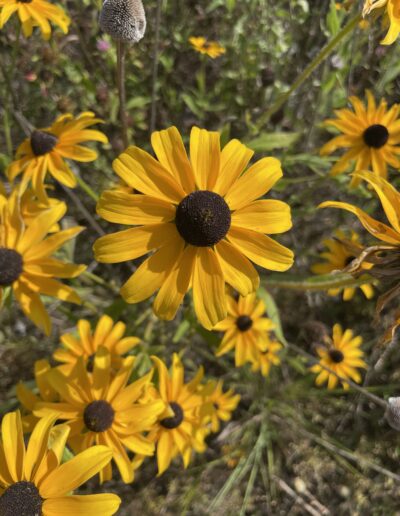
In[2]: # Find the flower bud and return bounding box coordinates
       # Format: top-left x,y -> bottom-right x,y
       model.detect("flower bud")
99,0 -> 146,43
385,397 -> 400,431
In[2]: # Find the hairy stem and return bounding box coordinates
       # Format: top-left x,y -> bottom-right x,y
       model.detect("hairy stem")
117,40 -> 129,148
150,0 -> 163,134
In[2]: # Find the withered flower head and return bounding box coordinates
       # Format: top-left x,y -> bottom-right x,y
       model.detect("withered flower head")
100,0 -> 146,43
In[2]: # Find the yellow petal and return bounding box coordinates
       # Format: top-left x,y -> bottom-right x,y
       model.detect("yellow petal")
2,411 -> 25,482
42,494 -> 121,516
231,200 -> 292,234
213,139 -> 254,196
189,127 -> 220,190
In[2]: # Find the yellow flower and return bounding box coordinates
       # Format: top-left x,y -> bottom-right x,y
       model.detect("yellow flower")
250,340 -> 283,377
149,354 -> 208,475
200,379 -> 240,433
213,293 -> 276,367
34,349 -> 165,483
16,359 -> 58,431
310,324 -> 367,390
94,126 -> 293,329
53,315 -> 140,374
0,411 -> 120,515
320,91 -> 400,186
189,36 -> 226,58
7,112 -> 108,202
311,229 -> 374,300
0,195 -> 86,335
363,0 -> 400,45
0,0 -> 70,39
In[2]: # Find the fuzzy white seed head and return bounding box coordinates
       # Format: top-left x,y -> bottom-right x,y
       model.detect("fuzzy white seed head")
385,397 -> 400,431
99,0 -> 146,43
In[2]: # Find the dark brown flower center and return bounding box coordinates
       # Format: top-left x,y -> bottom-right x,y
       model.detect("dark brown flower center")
30,130 -> 58,156
83,400 -> 115,432
329,349 -> 344,363
236,315 -> 253,332
363,124 -> 389,149
0,481 -> 43,516
175,191 -> 231,246
160,402 -> 184,429
0,248 -> 23,286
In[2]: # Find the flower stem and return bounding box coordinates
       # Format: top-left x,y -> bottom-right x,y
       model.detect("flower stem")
117,40 -> 129,148
150,0 -> 163,134
75,174 -> 99,202
256,12 -> 362,128
264,272 -> 375,291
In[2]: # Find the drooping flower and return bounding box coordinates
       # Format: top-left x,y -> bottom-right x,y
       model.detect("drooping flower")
320,91 -> 400,186
94,126 -> 293,329
7,112 -> 108,202
311,229 -> 374,300
200,379 -> 240,433
212,292 -> 276,368
148,354 -> 208,475
363,0 -> 400,45
0,411 -> 121,515
0,195 -> 86,335
0,0 -> 70,39
53,315 -> 140,374
189,36 -> 226,58
34,349 -> 165,483
310,324 -> 367,390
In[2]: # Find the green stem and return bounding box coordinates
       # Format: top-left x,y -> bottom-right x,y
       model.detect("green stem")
117,39 -> 129,148
257,12 -> 362,128
265,272 -> 375,291
75,174 -> 99,202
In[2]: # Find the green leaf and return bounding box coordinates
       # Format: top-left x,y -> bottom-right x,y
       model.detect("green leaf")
245,132 -> 300,152
326,0 -> 340,36
173,319 -> 191,343
257,287 -> 287,345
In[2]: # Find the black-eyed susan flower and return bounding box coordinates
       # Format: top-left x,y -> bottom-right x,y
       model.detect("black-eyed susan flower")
0,195 -> 85,335
0,411 -> 121,515
320,171 -> 400,309
311,229 -> 374,300
0,0 -> 70,39
7,112 -> 108,202
363,0 -> 400,44
213,292 -> 276,367
200,379 -> 240,433
189,36 -> 226,58
320,91 -> 400,186
53,315 -> 140,374
250,340 -> 283,377
149,354 -> 208,475
34,349 -> 165,483
310,324 -> 367,390
94,126 -> 293,329
16,359 -> 58,431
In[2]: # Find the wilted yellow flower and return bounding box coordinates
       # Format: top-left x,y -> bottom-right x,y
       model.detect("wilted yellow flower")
320,91 -> 400,186
189,36 -> 226,58
0,0 -> 70,39
310,324 -> 367,390
0,411 -> 121,515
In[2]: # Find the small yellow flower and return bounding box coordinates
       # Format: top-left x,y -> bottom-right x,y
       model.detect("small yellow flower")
320,91 -> 400,186
34,349 -> 165,483
213,292 -> 276,368
189,36 -> 226,58
200,379 -> 240,433
7,112 -> 108,202
311,229 -> 374,300
0,0 -> 70,39
310,324 -> 367,390
0,411 -> 121,515
363,0 -> 400,45
250,340 -> 283,377
53,315 -> 140,374
149,354 -> 208,475
94,126 -> 293,330
0,194 -> 86,335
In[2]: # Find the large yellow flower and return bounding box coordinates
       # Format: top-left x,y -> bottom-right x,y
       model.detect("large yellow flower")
189,36 -> 226,58
0,0 -> 70,39
363,0 -> 400,45
0,411 -> 120,515
0,194 -> 85,335
94,126 -> 293,329
7,112 -> 108,202
311,229 -> 374,300
149,354 -> 208,475
53,315 -> 140,374
320,92 -> 400,186
310,324 -> 367,390
34,349 -> 165,483
213,293 -> 276,367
